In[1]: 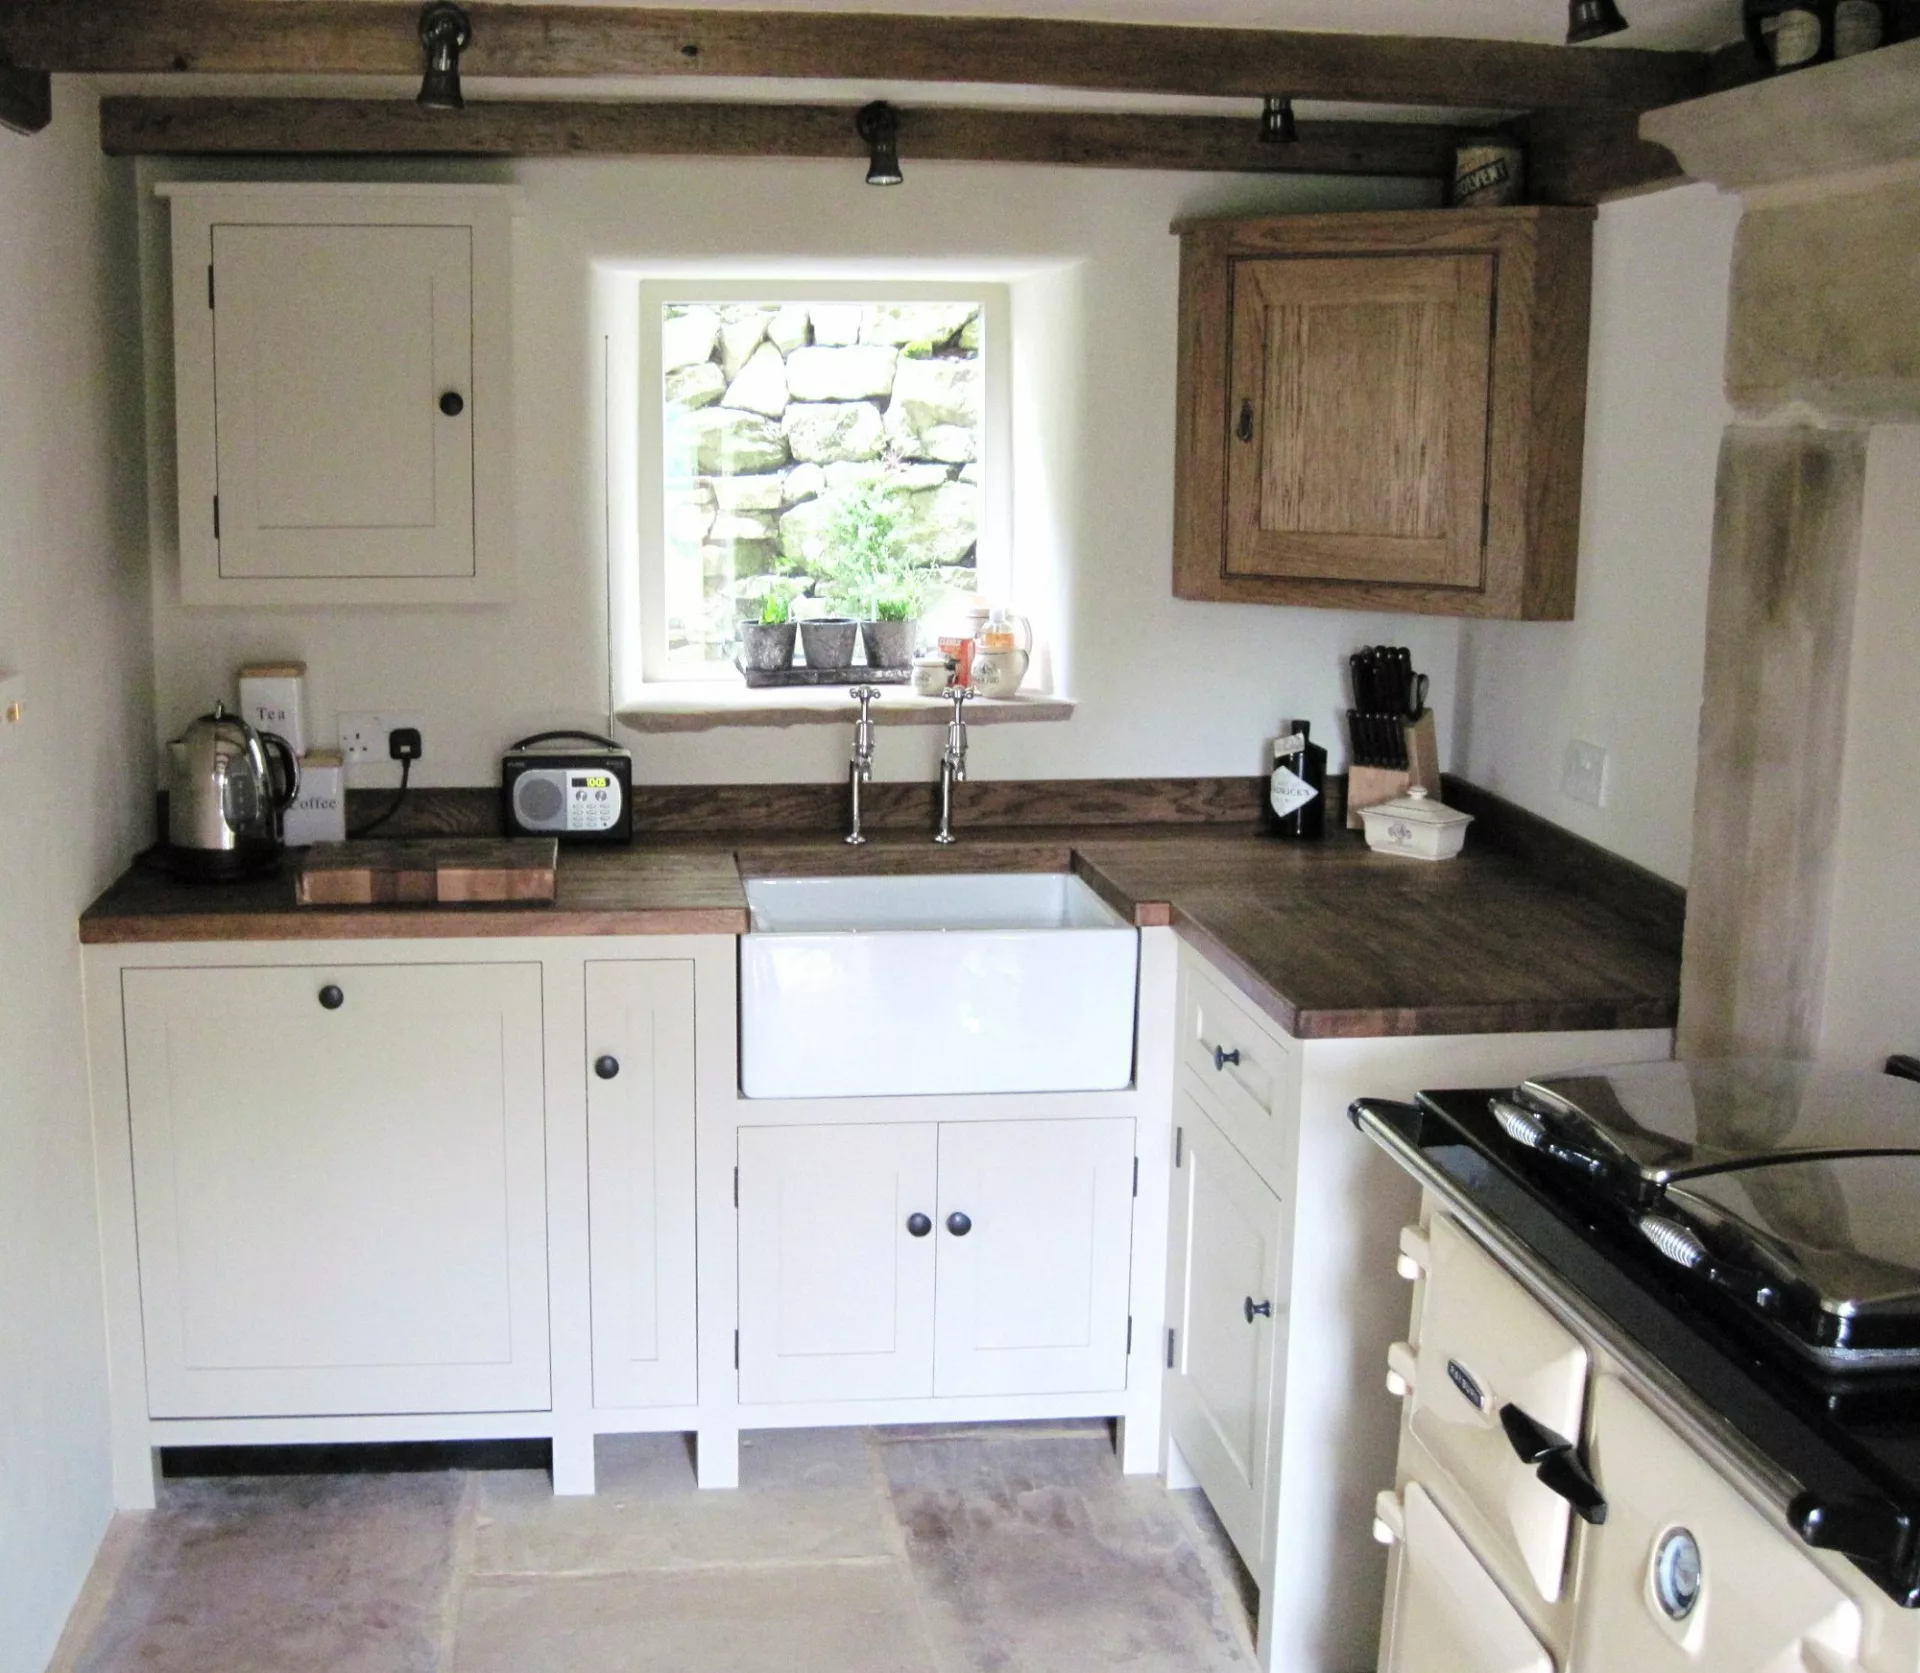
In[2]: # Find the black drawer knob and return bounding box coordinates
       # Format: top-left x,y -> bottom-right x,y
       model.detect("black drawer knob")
1244,1296 -> 1272,1323
1213,1045 -> 1241,1071
906,1212 -> 932,1238
946,1211 -> 972,1237
593,1055 -> 620,1080
439,390 -> 465,417
318,984 -> 344,1010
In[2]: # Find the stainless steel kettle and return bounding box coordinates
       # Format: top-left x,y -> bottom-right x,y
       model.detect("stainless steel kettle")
165,702 -> 299,878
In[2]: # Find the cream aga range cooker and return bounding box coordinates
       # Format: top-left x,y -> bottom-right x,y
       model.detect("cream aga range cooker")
1354,1061 -> 1920,1673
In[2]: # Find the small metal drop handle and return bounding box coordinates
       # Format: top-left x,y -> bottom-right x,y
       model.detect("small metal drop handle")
594,1055 -> 620,1080
1213,1045 -> 1241,1070
906,1212 -> 932,1238
318,984 -> 344,1010
946,1211 -> 973,1237
439,391 -> 465,417
1236,399 -> 1254,442
1244,1296 -> 1272,1323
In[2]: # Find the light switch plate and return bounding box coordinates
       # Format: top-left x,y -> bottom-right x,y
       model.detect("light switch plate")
0,673 -> 24,761
1563,739 -> 1609,808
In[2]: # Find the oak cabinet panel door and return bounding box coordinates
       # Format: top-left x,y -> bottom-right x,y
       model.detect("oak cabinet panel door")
1165,1099 -> 1288,1573
124,962 -> 550,1418
586,960 -> 698,1410
932,1117 -> 1136,1399
737,1123 -> 938,1404
1226,254 -> 1493,590
211,222 -> 475,581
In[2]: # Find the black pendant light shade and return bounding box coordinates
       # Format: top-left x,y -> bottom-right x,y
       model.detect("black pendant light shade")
418,2 -> 472,110
1567,0 -> 1629,43
1259,96 -> 1299,144
856,101 -> 904,185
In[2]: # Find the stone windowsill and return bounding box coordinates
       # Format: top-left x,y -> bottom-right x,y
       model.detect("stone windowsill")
615,684 -> 1076,733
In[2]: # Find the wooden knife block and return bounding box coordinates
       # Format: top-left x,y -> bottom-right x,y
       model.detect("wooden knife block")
1346,712 -> 1441,829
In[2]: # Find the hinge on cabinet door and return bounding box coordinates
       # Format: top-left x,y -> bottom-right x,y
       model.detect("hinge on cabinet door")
1132,1157 -> 1139,1197
207,264 -> 214,309
1127,1316 -> 1133,1355
733,1329 -> 739,1369
1175,1127 -> 1183,1169
733,1166 -> 738,1208
212,496 -> 220,539
1166,1327 -> 1177,1370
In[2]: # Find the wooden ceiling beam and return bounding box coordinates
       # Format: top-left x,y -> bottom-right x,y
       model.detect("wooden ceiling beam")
4,2 -> 1708,112
1,66 -> 52,134
100,96 -> 1461,180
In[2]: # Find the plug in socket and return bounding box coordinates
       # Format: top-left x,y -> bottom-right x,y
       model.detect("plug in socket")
338,712 -> 425,776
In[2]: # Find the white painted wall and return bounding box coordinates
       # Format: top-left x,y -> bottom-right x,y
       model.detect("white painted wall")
140,155 -> 1467,791
1817,424 -> 1920,1069
0,84 -> 154,1673
1455,183 -> 1742,885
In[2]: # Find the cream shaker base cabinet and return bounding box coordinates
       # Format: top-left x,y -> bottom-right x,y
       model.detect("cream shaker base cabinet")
737,1117 -> 1137,1407
585,960 -> 699,1410
123,962 -> 551,1419
1165,1094 -> 1289,1571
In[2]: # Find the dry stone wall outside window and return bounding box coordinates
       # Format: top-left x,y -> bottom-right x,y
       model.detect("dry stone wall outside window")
661,300 -> 986,671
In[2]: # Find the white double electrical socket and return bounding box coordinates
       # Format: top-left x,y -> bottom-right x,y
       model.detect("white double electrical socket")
1562,739 -> 1609,808
338,711 -> 426,768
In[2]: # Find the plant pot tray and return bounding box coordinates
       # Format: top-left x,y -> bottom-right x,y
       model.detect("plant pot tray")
734,663 -> 910,689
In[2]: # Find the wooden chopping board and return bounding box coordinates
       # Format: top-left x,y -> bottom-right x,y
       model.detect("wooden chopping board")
296,838 -> 560,906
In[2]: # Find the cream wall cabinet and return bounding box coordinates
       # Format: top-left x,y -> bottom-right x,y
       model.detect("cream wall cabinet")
736,1117 -> 1137,1407
585,960 -> 699,1410
159,184 -> 516,606
123,960 -> 551,1419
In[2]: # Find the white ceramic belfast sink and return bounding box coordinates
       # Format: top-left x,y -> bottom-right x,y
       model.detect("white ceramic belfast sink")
739,872 -> 1140,1099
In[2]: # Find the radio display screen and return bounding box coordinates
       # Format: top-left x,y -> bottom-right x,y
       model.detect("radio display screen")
572,775 -> 612,790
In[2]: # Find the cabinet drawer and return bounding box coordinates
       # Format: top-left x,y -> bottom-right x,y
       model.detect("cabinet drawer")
1401,1215 -> 1589,1607
1178,952 -> 1298,1187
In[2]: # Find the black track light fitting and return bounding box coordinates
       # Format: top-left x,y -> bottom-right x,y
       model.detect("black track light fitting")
1566,0 -> 1630,44
855,100 -> 904,185
1259,96 -> 1299,144
418,2 -> 472,111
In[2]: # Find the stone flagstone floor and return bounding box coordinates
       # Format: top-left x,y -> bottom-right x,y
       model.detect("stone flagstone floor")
52,1422 -> 1261,1673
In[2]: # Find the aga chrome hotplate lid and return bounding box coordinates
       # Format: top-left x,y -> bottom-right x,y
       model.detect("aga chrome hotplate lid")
1493,1060 -> 1920,1206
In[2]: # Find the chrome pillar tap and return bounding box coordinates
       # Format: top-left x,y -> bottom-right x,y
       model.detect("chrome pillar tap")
935,686 -> 973,845
845,685 -> 882,845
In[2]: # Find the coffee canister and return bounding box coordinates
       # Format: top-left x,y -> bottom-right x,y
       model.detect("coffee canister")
1452,137 -> 1525,208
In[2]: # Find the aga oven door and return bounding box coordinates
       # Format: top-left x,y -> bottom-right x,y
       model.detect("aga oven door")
1380,1481 -> 1553,1673
1568,1376 -> 1865,1673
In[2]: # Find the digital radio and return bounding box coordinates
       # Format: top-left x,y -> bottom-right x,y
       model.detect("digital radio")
501,731 -> 633,844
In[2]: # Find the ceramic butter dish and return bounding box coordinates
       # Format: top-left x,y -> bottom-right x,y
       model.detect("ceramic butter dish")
1358,786 -> 1472,861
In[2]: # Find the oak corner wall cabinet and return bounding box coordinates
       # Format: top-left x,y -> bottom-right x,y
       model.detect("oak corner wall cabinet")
158,183 -> 518,607
1171,206 -> 1596,621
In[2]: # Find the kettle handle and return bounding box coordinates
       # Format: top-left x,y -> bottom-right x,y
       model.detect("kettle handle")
261,732 -> 300,811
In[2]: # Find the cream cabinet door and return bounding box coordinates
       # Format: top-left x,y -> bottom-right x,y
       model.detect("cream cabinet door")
1382,1482 -> 1554,1673
1165,1098 -> 1288,1571
211,222 -> 475,581
737,1123 -> 938,1404
1569,1377 -> 1863,1673
585,961 -> 697,1409
124,962 -> 549,1418
933,1117 -> 1136,1399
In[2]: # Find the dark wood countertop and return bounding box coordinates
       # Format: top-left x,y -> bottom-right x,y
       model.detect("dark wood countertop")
81,814 -> 1680,1042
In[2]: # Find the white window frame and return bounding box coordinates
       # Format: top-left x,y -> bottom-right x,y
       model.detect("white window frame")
625,279 -> 1013,684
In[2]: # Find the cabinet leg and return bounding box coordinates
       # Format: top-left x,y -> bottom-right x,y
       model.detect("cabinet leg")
113,1442 -> 160,1512
550,1427 -> 597,1497
1115,1413 -> 1160,1476
695,1426 -> 739,1490
1164,1435 -> 1200,1492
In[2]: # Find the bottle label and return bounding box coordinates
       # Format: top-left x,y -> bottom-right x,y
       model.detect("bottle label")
1270,766 -> 1318,818
1770,7 -> 1824,64
1833,0 -> 1883,54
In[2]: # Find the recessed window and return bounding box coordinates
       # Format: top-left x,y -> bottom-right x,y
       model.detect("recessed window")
634,281 -> 1011,682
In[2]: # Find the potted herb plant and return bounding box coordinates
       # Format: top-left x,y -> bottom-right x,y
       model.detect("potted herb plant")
822,480 -> 929,672
740,590 -> 797,674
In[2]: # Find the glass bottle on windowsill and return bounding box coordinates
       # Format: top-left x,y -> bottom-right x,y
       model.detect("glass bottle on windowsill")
1266,720 -> 1327,841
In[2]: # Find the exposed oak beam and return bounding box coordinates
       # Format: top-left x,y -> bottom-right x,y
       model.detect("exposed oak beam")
0,66 -> 51,134
1518,107 -> 1685,204
4,2 -> 1708,111
100,95 -> 1460,179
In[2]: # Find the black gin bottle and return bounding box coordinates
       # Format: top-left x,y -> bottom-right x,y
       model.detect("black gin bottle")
1267,719 -> 1327,840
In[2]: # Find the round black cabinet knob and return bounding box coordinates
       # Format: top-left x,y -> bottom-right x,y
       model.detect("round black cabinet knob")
1243,1296 -> 1273,1323
946,1211 -> 973,1237
439,390 -> 466,417
906,1212 -> 932,1238
1213,1045 -> 1241,1071
593,1055 -> 620,1080
318,985 -> 344,1010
